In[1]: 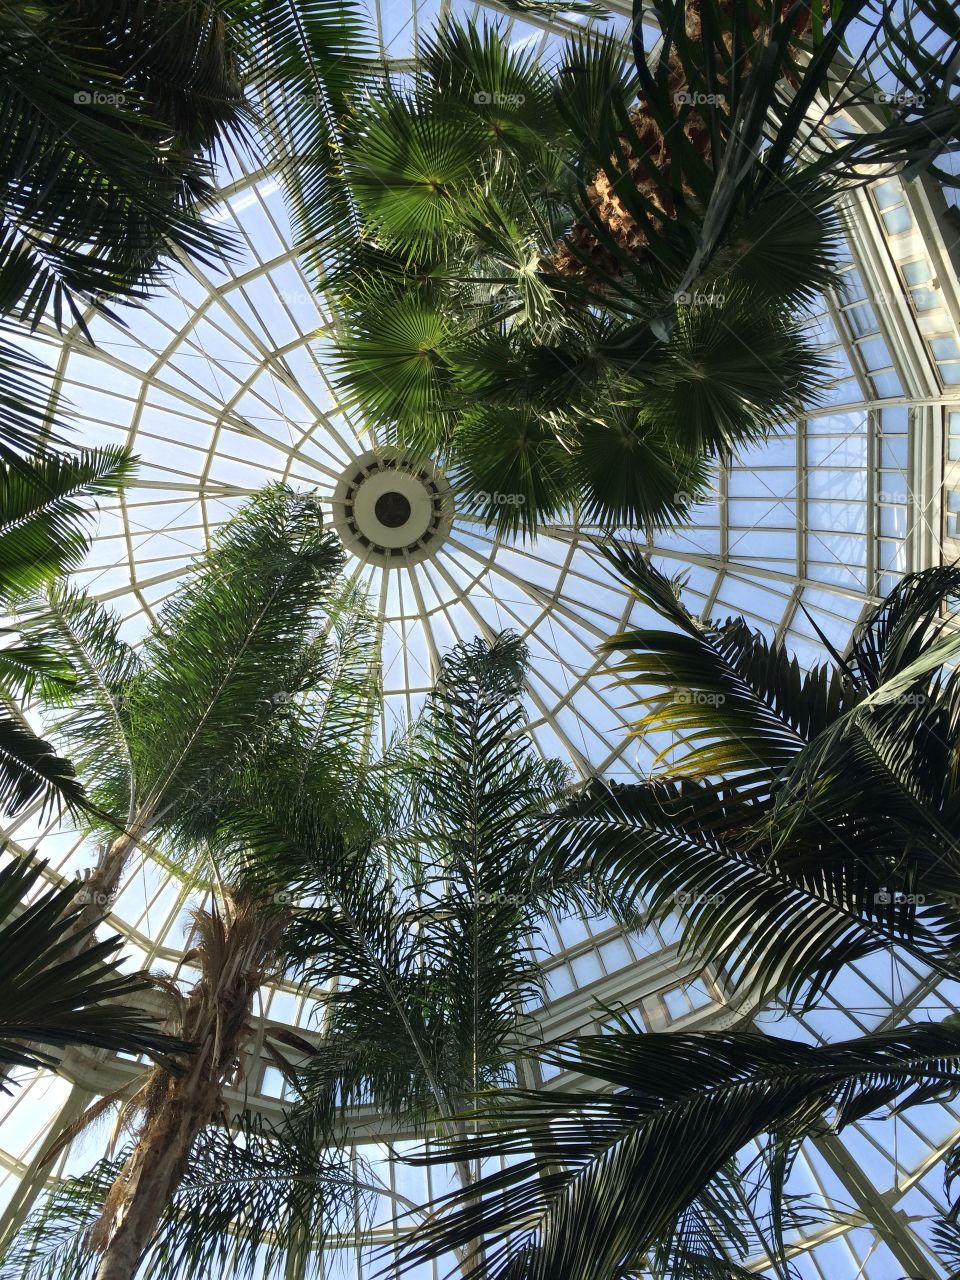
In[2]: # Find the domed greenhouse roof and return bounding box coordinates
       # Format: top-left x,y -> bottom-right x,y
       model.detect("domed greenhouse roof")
1,0 -> 960,1277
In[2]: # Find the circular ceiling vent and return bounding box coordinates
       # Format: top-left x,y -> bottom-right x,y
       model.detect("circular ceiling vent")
331,449 -> 455,566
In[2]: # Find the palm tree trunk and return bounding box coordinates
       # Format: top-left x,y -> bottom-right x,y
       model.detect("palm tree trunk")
90,895 -> 284,1280
549,0 -> 828,280
69,814 -> 152,952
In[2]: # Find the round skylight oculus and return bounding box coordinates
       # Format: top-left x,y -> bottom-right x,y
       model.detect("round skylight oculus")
331,449 -> 455,566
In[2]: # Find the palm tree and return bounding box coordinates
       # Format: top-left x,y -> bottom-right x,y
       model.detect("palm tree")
540,546 -> 960,1010
0,0 -> 249,528
0,0 -> 252,335
318,4 -> 958,535
392,1022 -> 960,1280
0,485 -> 363,1264
0,0 -> 264,817
618,0 -> 960,319
324,18 -> 831,535
0,1104 -> 360,1280
0,446 -> 136,821
10,485 -> 347,929
213,633 -> 602,1274
365,553 -> 960,1279
69,584 -> 383,1280
81,895 -> 290,1280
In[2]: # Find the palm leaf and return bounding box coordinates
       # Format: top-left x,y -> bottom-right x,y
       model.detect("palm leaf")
450,406 -> 578,536
0,330 -> 72,464
0,447 -> 135,602
332,287 -> 460,448
255,0 -> 374,287
0,852 -> 189,1083
559,550 -> 960,1005
395,1023 -> 960,1280
0,1108 -> 364,1280
601,543 -> 840,777
0,709 -> 85,819
0,0 -> 248,330
540,774 -> 960,1009
68,484 -> 344,846
11,583 -> 141,824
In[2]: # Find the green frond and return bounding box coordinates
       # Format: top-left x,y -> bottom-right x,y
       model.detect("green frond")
602,543 -> 834,776
255,0 -> 374,286
344,92 -> 489,258
332,290 -> 459,446
0,330 -> 71,464
395,1023 -> 960,1280
11,583 -> 141,823
0,1108 -> 364,1280
0,1 -> 248,329
450,405 -> 578,536
0,852 -> 190,1081
540,774 -> 960,1008
571,415 -> 712,530
123,485 -> 345,846
0,447 -> 135,602
635,299 -> 833,453
418,19 -> 568,160
0,710 -> 85,819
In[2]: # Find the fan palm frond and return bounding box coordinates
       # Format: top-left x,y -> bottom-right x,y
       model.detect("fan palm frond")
0,852 -> 189,1084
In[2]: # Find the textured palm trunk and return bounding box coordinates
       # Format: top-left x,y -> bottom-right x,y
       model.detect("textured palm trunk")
550,0 -> 827,280
67,813 -> 153,955
90,896 -> 284,1280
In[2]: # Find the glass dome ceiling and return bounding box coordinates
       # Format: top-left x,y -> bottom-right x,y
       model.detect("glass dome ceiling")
2,1 -> 960,1276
